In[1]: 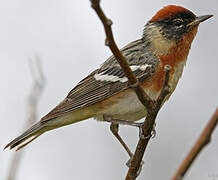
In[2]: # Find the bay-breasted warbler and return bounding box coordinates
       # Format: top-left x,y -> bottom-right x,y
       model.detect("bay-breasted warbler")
5,5 -> 212,151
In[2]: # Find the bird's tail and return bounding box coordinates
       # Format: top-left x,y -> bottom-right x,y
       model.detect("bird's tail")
4,121 -> 51,151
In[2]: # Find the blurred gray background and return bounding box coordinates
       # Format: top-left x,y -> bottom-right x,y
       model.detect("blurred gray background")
0,0 -> 217,180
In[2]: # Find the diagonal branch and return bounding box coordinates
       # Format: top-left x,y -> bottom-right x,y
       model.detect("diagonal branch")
90,0 -> 153,109
90,1 -> 172,179
6,57 -> 45,180
172,108 -> 218,180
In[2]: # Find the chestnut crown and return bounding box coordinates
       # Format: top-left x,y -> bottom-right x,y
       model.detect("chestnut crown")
144,5 -> 213,41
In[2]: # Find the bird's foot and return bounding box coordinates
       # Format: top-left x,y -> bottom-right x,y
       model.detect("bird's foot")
138,122 -> 156,139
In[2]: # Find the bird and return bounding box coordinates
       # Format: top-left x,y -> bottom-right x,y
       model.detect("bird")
5,5 -> 212,152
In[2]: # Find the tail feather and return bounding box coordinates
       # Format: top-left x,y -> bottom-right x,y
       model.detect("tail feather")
15,135 -> 39,151
4,121 -> 47,151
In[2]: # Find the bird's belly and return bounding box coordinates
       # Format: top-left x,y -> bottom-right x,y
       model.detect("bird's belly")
94,89 -> 147,122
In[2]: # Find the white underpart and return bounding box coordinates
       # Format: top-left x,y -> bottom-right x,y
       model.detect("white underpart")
94,90 -> 147,121
94,64 -> 152,83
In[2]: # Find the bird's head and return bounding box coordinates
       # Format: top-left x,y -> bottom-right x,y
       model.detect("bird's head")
143,5 -> 213,56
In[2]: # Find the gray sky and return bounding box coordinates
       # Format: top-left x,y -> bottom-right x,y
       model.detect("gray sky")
0,0 -> 217,180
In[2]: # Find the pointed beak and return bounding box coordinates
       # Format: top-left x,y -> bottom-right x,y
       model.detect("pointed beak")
187,15 -> 213,27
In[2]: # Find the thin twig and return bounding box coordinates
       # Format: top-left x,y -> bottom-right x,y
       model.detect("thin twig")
90,1 -> 172,179
172,108 -> 218,180
6,57 -> 45,180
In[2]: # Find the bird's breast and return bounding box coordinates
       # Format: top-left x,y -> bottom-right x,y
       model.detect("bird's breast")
141,58 -> 187,101
143,26 -> 198,99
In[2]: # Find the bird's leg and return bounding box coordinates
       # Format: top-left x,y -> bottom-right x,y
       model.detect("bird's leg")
103,115 -> 156,139
110,123 -> 133,158
103,114 -> 145,172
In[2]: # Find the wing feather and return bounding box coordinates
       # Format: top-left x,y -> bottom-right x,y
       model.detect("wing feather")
41,39 -> 158,121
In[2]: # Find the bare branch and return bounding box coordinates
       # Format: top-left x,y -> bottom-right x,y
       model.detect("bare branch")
90,0 -> 153,109
172,108 -> 218,180
6,57 -> 45,180
90,1 -> 172,179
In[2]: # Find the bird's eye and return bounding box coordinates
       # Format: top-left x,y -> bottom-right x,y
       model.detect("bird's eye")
173,18 -> 183,26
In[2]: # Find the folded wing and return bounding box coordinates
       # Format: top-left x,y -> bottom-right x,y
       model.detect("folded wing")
41,39 -> 158,121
